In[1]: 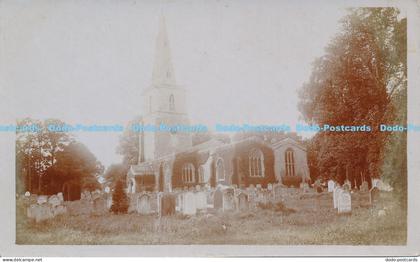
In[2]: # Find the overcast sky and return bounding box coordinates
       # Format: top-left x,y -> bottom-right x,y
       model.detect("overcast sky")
1,0 -> 351,167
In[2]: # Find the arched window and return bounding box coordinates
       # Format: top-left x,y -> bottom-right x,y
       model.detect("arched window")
216,158 -> 225,181
249,148 -> 265,177
182,163 -> 195,183
285,148 -> 295,176
198,166 -> 204,183
169,94 -> 175,111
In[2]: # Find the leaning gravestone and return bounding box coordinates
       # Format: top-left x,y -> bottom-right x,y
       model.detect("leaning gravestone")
223,189 -> 235,211
137,194 -> 151,214
182,191 -> 196,215
213,188 -> 223,210
337,190 -> 352,214
237,192 -> 249,211
328,180 -> 335,192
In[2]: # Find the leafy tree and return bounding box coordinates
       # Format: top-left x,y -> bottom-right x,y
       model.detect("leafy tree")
110,179 -> 129,214
299,8 -> 406,189
103,163 -> 129,189
117,116 -> 142,165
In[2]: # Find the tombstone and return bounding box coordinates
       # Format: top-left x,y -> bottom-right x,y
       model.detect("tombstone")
28,204 -> 54,222
161,193 -> 176,216
333,186 -> 343,209
267,183 -> 273,191
327,180 -> 335,192
344,180 -> 351,190
104,186 -> 110,194
93,197 -> 108,214
37,195 -> 48,205
24,191 -> 30,197
52,205 -> 67,217
370,187 -> 380,205
256,184 -> 262,190
48,195 -> 61,207
237,192 -> 249,211
195,191 -> 207,210
223,189 -> 235,211
273,184 -> 286,200
360,181 -> 369,192
337,190 -> 352,214
195,185 -> 201,191
57,192 -> 64,202
137,194 -> 151,214
182,191 -> 196,215
176,193 -> 183,212
302,182 -> 310,193
213,188 -> 223,210
106,196 -> 113,209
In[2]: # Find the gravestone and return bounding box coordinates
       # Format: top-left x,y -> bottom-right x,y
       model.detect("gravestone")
137,194 -> 151,214
25,191 -> 30,197
213,188 -> 223,210
370,187 -> 380,205
333,186 -> 343,209
93,198 -> 108,214
223,189 -> 235,211
176,193 -> 184,212
237,192 -> 249,211
52,205 -> 66,216
337,190 -> 352,214
195,191 -> 207,210
327,180 -> 335,192
104,186 -> 110,194
267,183 -> 273,191
360,181 -> 369,192
256,184 -> 262,190
37,195 -> 48,205
302,182 -> 310,193
182,191 -> 196,215
106,196 -> 112,209
48,195 -> 61,207
344,180 -> 351,190
161,193 -> 176,216
57,192 -> 64,202
273,184 -> 286,200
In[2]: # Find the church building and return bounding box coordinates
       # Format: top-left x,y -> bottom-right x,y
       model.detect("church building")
127,16 -> 310,193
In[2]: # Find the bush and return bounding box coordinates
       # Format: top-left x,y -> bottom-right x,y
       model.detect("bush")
110,179 -> 129,214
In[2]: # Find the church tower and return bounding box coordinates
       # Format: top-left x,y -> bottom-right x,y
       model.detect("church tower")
140,15 -> 192,162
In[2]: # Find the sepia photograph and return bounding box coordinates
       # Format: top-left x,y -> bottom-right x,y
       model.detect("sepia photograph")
0,0 -> 419,258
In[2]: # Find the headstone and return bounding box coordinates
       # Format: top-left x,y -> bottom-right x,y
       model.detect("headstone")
161,193 -> 176,216
337,190 -> 352,214
256,184 -> 262,190
48,195 -> 61,207
106,196 -> 112,209
37,195 -> 48,205
360,181 -> 369,192
333,186 -> 343,209
176,193 -> 184,212
182,191 -> 196,215
267,183 -> 273,191
57,192 -> 64,202
237,192 -> 249,211
223,189 -> 235,211
213,188 -> 223,210
137,194 -> 151,214
24,191 -> 30,197
370,187 -> 380,205
327,180 -> 335,192
344,180 -> 351,190
195,191 -> 207,210
302,182 -> 310,193
52,205 -> 67,216
195,185 -> 201,191
104,186 -> 110,194
273,184 -> 286,200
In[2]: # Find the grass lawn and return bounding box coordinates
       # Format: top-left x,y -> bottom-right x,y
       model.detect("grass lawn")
15,191 -> 406,245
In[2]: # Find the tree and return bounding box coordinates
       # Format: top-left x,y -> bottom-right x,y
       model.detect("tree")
117,116 -> 142,165
103,163 -> 129,189
15,118 -> 73,194
44,142 -> 104,195
110,179 -> 129,214
298,8 -> 406,188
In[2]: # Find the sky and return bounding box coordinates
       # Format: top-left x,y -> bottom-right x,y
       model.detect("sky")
1,0 -> 350,167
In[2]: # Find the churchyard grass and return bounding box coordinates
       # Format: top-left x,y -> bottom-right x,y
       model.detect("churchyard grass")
16,191 -> 406,245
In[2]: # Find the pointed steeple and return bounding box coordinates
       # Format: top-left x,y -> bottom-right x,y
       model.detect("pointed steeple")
152,15 -> 176,87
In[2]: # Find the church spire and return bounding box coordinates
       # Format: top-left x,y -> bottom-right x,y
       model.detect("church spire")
152,15 -> 176,87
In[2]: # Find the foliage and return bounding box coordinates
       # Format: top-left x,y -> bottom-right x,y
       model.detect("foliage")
110,179 -> 129,214
298,8 -> 406,188
103,163 -> 129,188
116,116 -> 142,165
